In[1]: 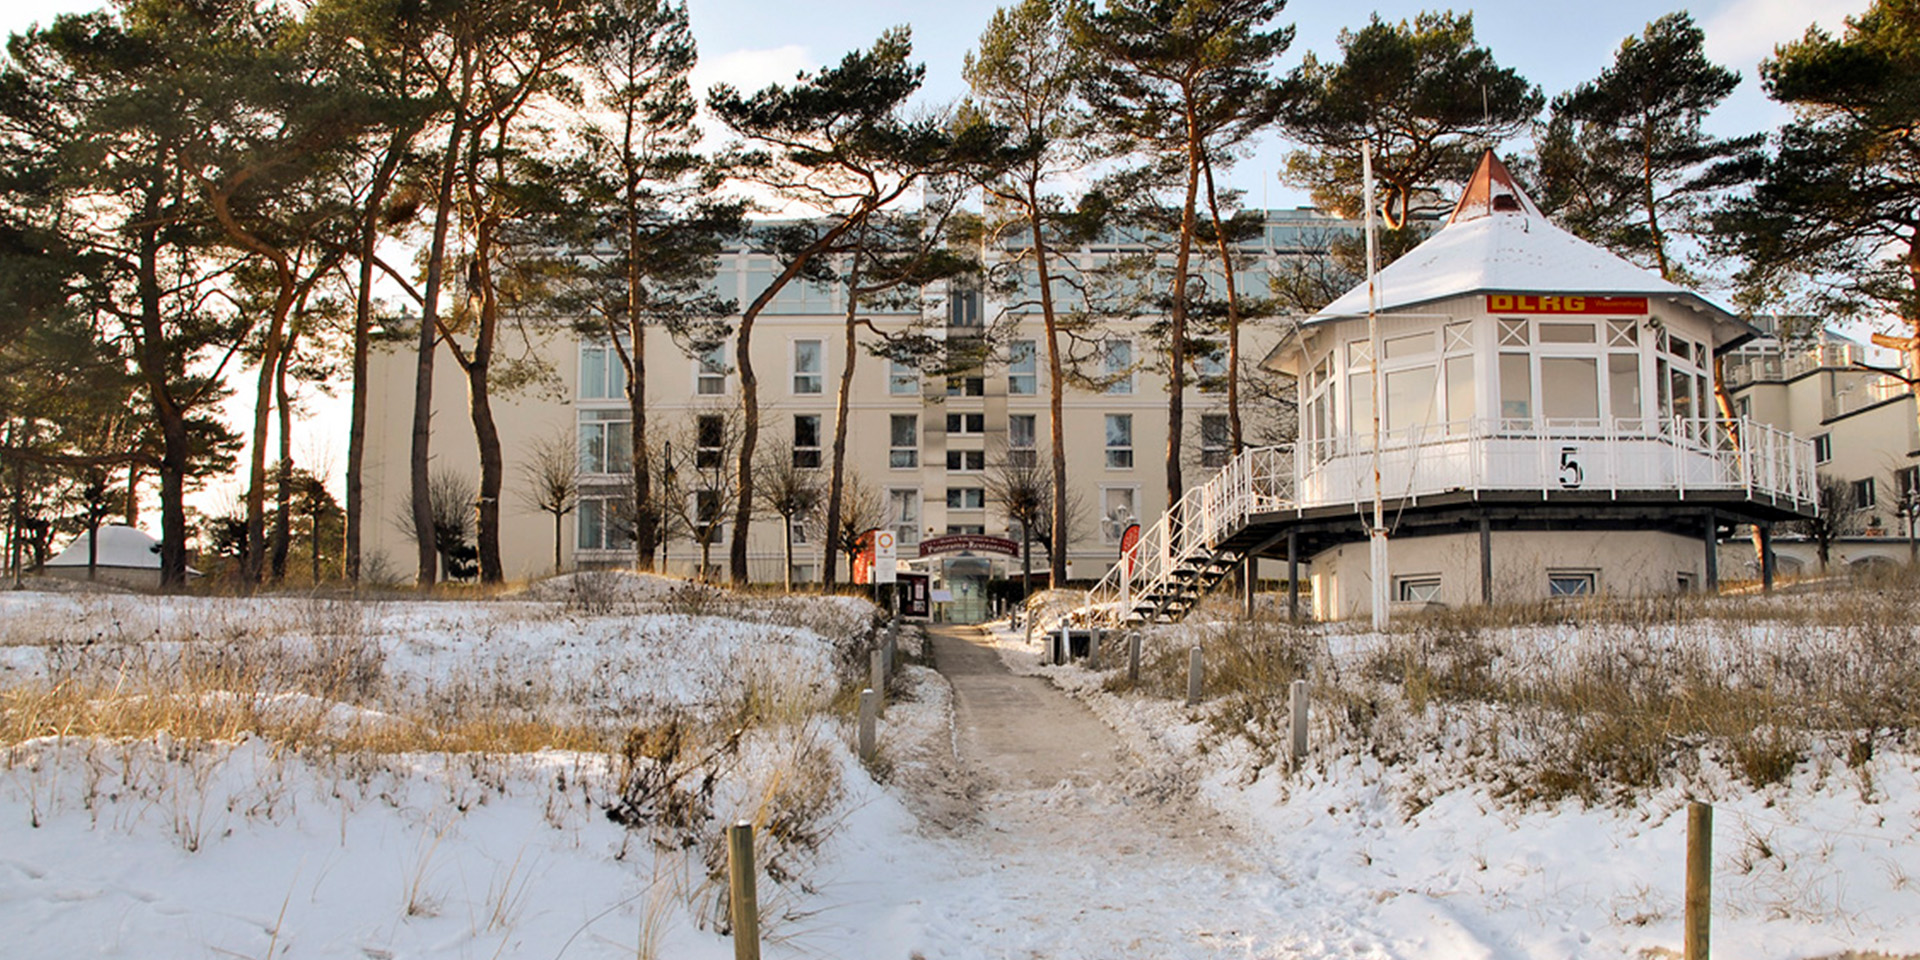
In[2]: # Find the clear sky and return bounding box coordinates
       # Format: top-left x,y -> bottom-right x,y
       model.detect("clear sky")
4,0 -> 1872,207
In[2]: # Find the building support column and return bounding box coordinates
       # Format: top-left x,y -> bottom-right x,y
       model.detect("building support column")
1242,555 -> 1255,618
1286,531 -> 1300,624
1759,522 -> 1775,594
1703,509 -> 1720,593
1478,515 -> 1493,606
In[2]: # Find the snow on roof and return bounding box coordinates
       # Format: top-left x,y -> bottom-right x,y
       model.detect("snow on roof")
46,525 -> 164,569
1311,151 -> 1735,324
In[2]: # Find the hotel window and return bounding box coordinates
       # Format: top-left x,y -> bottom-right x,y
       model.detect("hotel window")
890,415 -> 918,468
791,339 -> 822,394
947,524 -> 987,535
1548,570 -> 1596,597
888,488 -> 921,546
792,415 -> 821,469
577,495 -> 635,551
1103,339 -> 1134,394
1009,414 -> 1038,468
695,414 -> 724,469
1200,414 -> 1230,467
1396,576 -> 1442,603
948,280 -> 982,328
693,489 -> 724,542
946,449 -> 986,472
889,359 -> 918,395
1195,349 -> 1226,392
1009,340 -> 1038,395
578,409 -> 632,475
1813,433 -> 1831,464
696,344 -> 728,395
947,373 -> 985,397
946,487 -> 986,510
1853,477 -> 1877,509
1102,486 -> 1137,542
1105,414 -> 1133,469
947,412 -> 986,434
580,342 -> 627,400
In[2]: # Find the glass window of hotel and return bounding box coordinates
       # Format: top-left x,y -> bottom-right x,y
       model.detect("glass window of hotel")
888,488 -> 920,545
1813,432 -> 1831,463
1101,486 -> 1137,542
693,489 -> 724,541
791,339 -> 822,394
577,496 -> 634,551
946,373 -> 985,397
947,412 -> 986,434
1105,413 -> 1133,468
695,414 -> 724,468
746,256 -> 834,313
1103,339 -> 1133,394
1200,413 -> 1230,467
889,414 -> 918,468
580,342 -> 628,400
946,487 -> 986,509
792,415 -> 821,469
578,409 -> 632,474
946,449 -> 985,472
1009,414 -> 1037,467
1853,477 -> 1876,509
948,279 -> 982,328
1009,340 -> 1038,395
696,344 -> 728,395
1194,349 -> 1226,392
889,358 -> 918,395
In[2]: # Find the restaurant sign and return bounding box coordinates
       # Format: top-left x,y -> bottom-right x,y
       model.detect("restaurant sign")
918,534 -> 1021,558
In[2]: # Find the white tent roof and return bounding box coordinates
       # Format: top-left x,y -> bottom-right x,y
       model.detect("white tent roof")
1311,152 -> 1740,329
46,525 -> 164,569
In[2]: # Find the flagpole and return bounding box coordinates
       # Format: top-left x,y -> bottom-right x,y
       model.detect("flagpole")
1364,140 -> 1389,630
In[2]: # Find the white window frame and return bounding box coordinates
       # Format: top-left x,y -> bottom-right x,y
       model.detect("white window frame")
889,359 -> 919,396
792,414 -> 822,470
1548,570 -> 1597,597
1396,575 -> 1442,603
889,414 -> 918,469
1200,413 -> 1230,468
696,344 -> 729,396
1105,413 -> 1133,469
791,339 -> 823,395
579,341 -> 628,400
946,487 -> 986,510
1100,485 -> 1138,544
887,488 -> 921,547
1009,414 -> 1038,468
1103,339 -> 1134,395
1009,339 -> 1037,396
946,449 -> 985,473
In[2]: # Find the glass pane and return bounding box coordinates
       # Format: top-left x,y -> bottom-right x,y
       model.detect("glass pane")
794,415 -> 819,448
1541,357 -> 1599,420
579,423 -> 603,473
1609,354 -> 1641,419
578,499 -> 604,550
1538,322 -> 1596,344
890,415 -> 916,447
1670,365 -> 1694,421
889,360 -> 917,395
1498,319 -> 1528,347
607,424 -> 632,473
1499,353 -> 1532,421
1105,414 -> 1131,448
1384,333 -> 1431,359
1446,355 -> 1474,426
581,346 -> 607,399
1349,373 -> 1373,433
1010,414 -> 1036,448
1385,366 -> 1438,431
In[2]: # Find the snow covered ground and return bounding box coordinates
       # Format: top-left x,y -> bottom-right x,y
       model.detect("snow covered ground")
2,582 -> 1917,958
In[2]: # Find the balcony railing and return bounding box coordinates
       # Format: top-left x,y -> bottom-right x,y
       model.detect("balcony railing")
1085,417 -> 1816,624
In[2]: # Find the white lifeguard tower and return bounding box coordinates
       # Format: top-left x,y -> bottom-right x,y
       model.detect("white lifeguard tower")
1089,152 -> 1817,623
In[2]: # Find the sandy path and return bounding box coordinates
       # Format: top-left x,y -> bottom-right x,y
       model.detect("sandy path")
891,624 -> 1315,957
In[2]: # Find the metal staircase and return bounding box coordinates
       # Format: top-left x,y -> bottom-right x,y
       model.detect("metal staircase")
1085,446 -> 1296,626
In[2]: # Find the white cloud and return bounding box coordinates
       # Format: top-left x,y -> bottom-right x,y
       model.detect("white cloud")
1703,0 -> 1872,66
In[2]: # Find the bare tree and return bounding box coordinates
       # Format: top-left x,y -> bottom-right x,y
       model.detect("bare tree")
756,438 -> 824,592
392,469 -> 479,581
520,433 -> 579,575
1797,474 -> 1869,574
825,469 -> 885,584
660,407 -> 746,581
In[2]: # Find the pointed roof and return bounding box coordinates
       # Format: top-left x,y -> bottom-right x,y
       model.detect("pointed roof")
46,525 -> 165,569
1310,151 -> 1746,336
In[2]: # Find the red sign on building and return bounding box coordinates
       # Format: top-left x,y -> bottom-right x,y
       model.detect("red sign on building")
1486,294 -> 1648,315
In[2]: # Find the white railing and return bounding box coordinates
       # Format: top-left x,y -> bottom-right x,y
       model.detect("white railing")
1084,417 -> 1816,625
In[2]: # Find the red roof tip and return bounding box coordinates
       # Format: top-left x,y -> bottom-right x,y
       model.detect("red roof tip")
1448,150 -> 1541,225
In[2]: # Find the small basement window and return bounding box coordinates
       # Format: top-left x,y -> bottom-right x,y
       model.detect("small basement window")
1548,571 -> 1596,597
1395,576 -> 1442,603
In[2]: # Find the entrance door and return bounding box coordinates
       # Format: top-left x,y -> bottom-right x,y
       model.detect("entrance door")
948,576 -> 989,623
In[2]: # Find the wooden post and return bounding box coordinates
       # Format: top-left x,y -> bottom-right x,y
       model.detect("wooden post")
1685,800 -> 1712,960
1288,678 -> 1308,771
1286,531 -> 1301,623
1242,555 -> 1255,618
1703,509 -> 1719,593
1479,515 -> 1493,606
1759,523 -> 1775,594
870,649 -> 885,713
1186,646 -> 1203,706
857,689 -> 876,763
727,821 -> 761,960
1128,632 -> 1141,684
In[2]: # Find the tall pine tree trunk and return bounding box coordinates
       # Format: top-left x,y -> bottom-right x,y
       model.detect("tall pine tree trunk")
270,342 -> 294,581
411,109 -> 467,588
346,134 -> 407,584
822,246 -> 865,589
